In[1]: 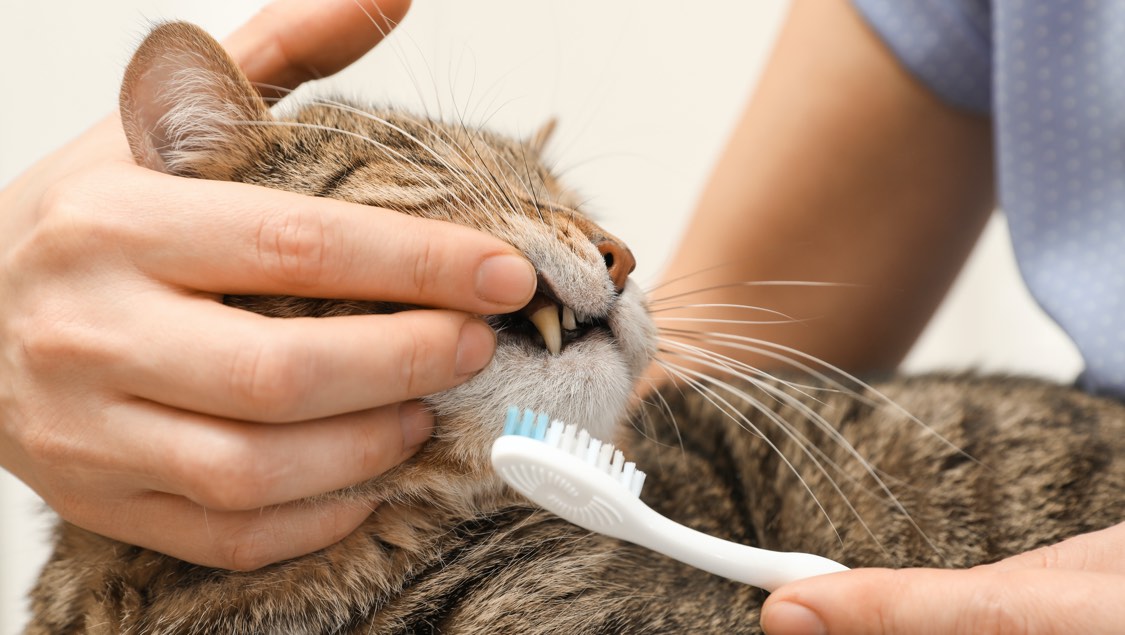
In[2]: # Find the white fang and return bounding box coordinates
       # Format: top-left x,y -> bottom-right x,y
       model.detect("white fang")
529,304 -> 563,354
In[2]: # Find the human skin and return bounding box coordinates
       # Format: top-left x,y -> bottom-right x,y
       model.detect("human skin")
0,0 -> 535,571
652,0 -> 1125,633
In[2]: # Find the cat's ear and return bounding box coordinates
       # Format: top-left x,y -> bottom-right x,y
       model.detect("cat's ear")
526,118 -> 558,155
119,21 -> 273,177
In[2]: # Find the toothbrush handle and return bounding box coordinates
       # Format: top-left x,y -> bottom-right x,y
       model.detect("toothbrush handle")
629,505 -> 849,592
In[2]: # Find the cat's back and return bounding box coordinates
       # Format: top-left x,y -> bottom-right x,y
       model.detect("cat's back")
634,373 -> 1124,576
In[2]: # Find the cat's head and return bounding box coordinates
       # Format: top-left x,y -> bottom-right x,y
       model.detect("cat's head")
118,22 -> 656,503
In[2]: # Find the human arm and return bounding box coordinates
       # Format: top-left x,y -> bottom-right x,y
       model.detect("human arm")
651,0 -> 994,378
661,3 -> 1125,633
0,0 -> 535,570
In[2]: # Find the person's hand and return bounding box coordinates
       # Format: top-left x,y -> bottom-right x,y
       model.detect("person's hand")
761,521 -> 1125,634
0,0 -> 535,571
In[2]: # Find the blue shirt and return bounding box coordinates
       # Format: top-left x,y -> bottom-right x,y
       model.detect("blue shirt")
853,0 -> 1125,398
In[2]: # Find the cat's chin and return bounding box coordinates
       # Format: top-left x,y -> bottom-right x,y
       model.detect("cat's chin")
330,282 -> 655,512
436,280 -> 654,442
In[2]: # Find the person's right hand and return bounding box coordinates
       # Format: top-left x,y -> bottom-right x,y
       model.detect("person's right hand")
0,0 -> 535,571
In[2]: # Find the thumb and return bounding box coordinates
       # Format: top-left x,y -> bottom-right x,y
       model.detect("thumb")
760,567 -> 1125,635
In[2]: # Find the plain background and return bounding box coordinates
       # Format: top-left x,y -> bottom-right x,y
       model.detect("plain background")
0,1 -> 1083,631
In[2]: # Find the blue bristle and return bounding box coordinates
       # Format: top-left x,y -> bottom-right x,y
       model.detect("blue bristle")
532,413 -> 549,440
503,406 -> 520,435
518,409 -> 536,437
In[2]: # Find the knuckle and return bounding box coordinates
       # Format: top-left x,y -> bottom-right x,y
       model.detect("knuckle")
227,336 -> 309,420
410,237 -> 439,299
43,486 -> 104,532
36,168 -> 132,249
176,436 -> 273,512
960,574 -> 1027,635
255,209 -> 337,288
353,416 -> 394,473
1027,542 -> 1065,570
215,522 -> 274,571
17,302 -> 110,374
37,172 -> 88,223
396,318 -> 441,398
20,425 -> 76,472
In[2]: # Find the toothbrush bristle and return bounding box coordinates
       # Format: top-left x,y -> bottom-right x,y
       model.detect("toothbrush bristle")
502,407 -> 647,496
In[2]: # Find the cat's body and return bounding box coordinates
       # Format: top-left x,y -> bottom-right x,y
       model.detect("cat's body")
25,22 -> 1124,634
30,374 -> 1124,634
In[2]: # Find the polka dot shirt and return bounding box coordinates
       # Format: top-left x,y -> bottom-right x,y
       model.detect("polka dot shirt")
853,0 -> 1125,398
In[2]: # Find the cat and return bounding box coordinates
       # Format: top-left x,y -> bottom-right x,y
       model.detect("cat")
25,21 -> 1124,635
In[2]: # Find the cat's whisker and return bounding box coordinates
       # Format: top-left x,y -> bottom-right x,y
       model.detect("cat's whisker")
432,66 -> 514,225
659,341 -> 858,476
642,259 -> 769,296
658,327 -> 858,398
646,280 -> 863,308
657,338 -> 950,562
293,119 -> 477,220
350,0 -> 442,122
654,315 -> 814,326
657,335 -> 918,485
657,335 -> 830,398
545,149 -> 649,184
520,146 -> 547,225
656,353 -> 904,558
647,302 -> 799,321
462,135 -> 527,221
662,327 -> 983,469
456,111 -> 560,225
634,372 -> 688,455
295,100 -> 504,220
655,359 -> 847,547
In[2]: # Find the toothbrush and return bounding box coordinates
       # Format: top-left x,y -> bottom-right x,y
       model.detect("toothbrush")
490,407 -> 849,592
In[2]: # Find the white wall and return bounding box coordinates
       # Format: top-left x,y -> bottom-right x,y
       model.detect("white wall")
0,1 -> 1080,632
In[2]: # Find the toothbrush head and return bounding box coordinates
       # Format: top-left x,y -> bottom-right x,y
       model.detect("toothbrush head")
492,407 -> 648,535
498,406 -> 647,497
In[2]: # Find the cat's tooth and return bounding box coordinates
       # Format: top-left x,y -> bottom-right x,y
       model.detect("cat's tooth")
561,305 -> 577,331
529,304 -> 563,355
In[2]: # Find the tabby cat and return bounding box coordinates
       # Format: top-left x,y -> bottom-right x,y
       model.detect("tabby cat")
26,22 -> 1123,635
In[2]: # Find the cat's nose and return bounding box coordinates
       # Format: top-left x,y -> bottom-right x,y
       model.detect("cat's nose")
595,237 -> 636,293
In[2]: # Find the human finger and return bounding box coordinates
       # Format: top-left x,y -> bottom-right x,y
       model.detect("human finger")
224,0 -> 412,92
982,521 -> 1125,575
83,166 -> 535,312
100,400 -> 430,511
72,491 -> 377,571
761,567 -> 1125,635
107,297 -> 494,423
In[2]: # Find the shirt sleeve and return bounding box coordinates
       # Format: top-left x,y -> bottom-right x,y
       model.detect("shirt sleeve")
851,0 -> 993,114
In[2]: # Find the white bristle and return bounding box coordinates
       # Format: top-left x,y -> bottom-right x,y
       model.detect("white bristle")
630,470 -> 647,497
597,443 -> 614,471
621,462 -> 636,488
575,429 -> 590,455
611,450 -> 625,476
499,410 -> 648,499
561,424 -> 578,454
545,420 -> 564,447
585,439 -> 603,465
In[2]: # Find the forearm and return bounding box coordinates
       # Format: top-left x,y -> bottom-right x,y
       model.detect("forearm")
653,0 -> 994,379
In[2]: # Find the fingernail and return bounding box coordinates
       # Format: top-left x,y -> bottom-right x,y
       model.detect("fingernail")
475,254 -> 535,307
398,400 -> 434,449
761,602 -> 826,635
455,318 -> 496,376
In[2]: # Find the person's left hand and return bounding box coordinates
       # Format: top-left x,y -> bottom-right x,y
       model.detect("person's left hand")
761,520 -> 1125,634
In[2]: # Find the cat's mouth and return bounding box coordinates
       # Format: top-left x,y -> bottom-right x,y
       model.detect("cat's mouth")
493,284 -> 611,354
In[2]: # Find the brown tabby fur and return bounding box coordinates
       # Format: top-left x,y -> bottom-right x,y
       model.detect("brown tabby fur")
25,22 -> 1124,635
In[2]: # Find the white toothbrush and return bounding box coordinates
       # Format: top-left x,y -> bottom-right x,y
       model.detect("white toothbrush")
490,407 -> 849,592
